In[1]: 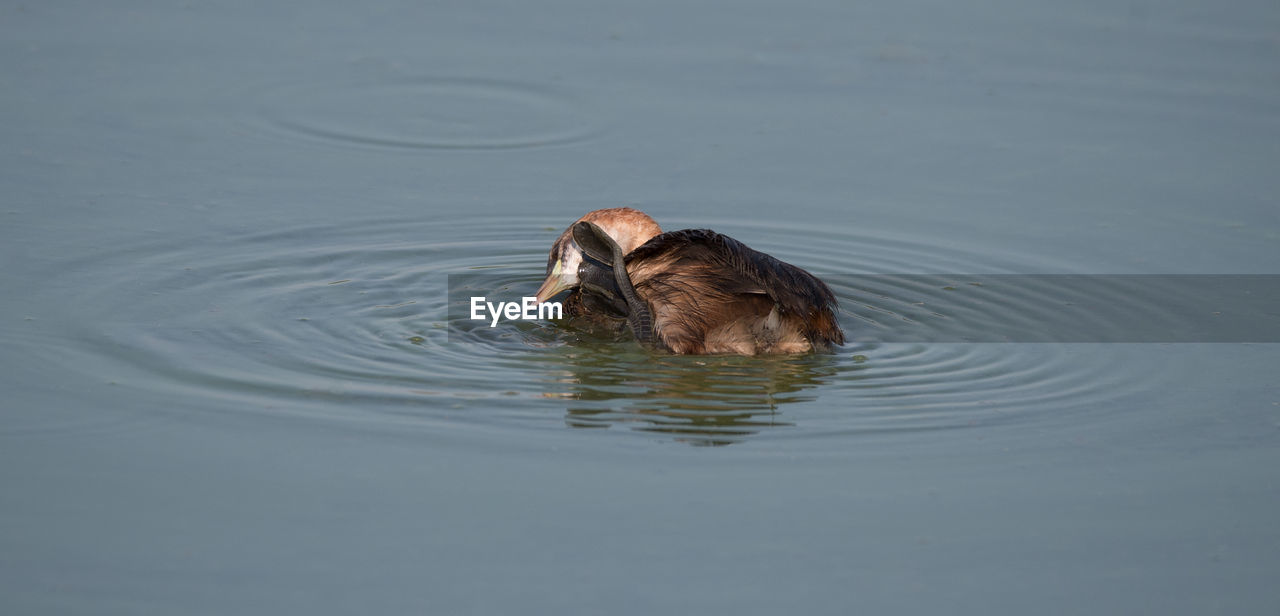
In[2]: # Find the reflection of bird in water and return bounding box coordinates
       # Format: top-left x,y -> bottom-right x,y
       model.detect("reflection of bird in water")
536,208 -> 845,354
541,346 -> 840,446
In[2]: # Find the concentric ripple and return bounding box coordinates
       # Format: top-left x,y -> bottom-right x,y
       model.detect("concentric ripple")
39,213 -> 1167,445
252,75 -> 596,151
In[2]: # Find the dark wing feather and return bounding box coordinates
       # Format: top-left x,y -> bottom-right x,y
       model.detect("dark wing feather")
625,229 -> 845,349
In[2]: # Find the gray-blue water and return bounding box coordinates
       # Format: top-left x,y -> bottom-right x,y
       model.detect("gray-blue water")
3,1 -> 1279,613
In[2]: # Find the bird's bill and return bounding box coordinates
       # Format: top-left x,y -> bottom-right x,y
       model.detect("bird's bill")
536,261 -> 574,303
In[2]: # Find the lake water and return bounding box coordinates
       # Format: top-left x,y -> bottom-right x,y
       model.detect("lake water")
3,1 -> 1278,613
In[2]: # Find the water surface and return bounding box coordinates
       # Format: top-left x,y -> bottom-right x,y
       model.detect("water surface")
2,1 -> 1278,614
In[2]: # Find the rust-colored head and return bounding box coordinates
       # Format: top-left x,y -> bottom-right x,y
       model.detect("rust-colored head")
536,207 -> 662,303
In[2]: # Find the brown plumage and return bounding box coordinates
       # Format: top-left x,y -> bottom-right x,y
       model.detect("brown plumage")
536,208 -> 844,355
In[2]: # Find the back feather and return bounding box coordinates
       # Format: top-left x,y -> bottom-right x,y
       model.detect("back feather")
625,229 -> 844,351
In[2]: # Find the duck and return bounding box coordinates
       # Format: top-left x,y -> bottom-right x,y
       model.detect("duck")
535,207 -> 844,354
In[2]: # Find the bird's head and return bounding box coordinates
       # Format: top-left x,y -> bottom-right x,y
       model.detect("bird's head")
536,207 -> 662,303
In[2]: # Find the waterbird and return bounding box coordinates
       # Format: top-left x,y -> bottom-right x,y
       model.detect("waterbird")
536,208 -> 844,354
